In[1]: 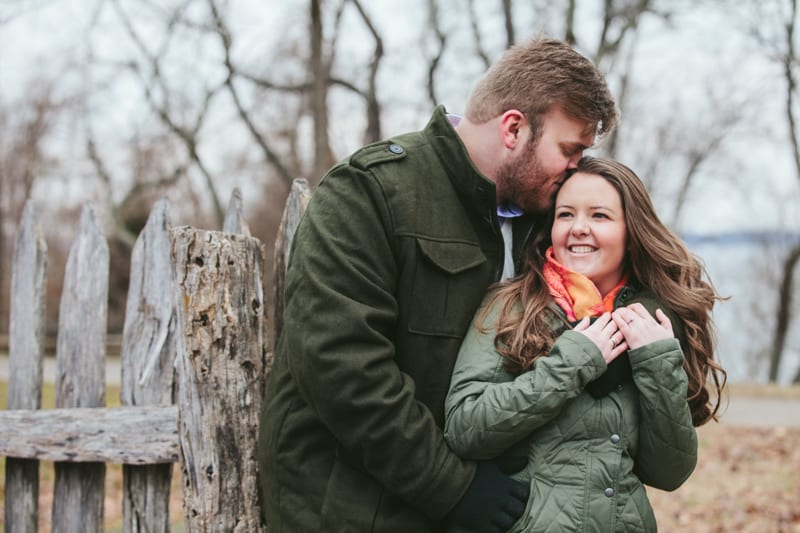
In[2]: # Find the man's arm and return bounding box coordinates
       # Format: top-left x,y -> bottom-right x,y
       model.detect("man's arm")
283,164 -> 473,518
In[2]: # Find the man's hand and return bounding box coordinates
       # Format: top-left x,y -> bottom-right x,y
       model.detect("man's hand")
446,461 -> 530,533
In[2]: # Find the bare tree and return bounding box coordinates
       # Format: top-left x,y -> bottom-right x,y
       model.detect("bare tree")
770,0 -> 800,382
467,0 -> 492,68
425,0 -> 448,106
348,0 -> 385,145
502,0 -> 515,48
105,0 -> 227,225
735,0 -> 800,381
309,0 -> 335,180
207,0 -> 297,186
0,81 -> 62,331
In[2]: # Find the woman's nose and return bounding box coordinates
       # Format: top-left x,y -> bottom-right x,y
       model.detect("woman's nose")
570,217 -> 589,235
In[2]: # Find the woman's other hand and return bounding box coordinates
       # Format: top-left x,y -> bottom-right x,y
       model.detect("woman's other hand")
612,303 -> 674,350
573,312 -> 628,364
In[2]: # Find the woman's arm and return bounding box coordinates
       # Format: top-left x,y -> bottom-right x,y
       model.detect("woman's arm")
444,301 -> 606,459
630,338 -> 698,490
613,302 -> 698,490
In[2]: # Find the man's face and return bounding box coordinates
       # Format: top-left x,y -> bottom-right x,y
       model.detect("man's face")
496,107 -> 596,213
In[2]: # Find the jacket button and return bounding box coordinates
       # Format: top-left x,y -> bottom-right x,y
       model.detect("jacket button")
604,488 -> 615,497
610,434 -> 620,444
388,143 -> 404,154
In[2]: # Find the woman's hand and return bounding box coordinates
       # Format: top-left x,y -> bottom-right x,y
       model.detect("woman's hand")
611,303 -> 674,350
573,312 -> 628,364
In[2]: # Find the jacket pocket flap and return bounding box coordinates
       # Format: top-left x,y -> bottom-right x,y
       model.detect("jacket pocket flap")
417,239 -> 486,274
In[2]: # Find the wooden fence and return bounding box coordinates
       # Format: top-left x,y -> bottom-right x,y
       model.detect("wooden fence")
0,178 -> 312,532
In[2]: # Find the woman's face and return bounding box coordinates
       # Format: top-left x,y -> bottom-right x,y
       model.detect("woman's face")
551,172 -> 627,296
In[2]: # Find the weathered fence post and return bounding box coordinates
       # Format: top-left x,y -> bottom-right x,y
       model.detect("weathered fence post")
272,178 -> 311,350
120,198 -> 178,533
222,187 -> 251,237
171,227 -> 266,532
52,203 -> 109,532
5,201 -> 47,533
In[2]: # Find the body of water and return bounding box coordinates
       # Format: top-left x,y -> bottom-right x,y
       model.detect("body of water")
685,232 -> 800,384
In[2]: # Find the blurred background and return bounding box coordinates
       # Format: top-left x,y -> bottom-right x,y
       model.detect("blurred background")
0,0 -> 798,383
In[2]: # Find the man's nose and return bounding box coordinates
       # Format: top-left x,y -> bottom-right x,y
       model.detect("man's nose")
566,153 -> 582,170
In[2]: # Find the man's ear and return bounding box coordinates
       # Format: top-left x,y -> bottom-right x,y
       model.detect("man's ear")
499,109 -> 526,150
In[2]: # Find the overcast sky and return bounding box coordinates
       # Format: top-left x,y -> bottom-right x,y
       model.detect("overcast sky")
1,0 -> 798,235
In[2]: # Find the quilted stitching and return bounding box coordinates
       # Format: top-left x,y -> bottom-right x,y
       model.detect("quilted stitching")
444,291 -> 696,532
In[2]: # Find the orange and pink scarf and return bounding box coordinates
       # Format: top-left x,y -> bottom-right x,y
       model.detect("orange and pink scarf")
543,246 -> 626,321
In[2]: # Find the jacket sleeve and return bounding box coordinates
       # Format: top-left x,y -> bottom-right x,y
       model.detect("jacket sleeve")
444,301 -> 607,459
282,163 -> 474,519
629,338 -> 698,491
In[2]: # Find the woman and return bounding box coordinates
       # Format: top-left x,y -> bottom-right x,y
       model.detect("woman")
444,157 -> 726,533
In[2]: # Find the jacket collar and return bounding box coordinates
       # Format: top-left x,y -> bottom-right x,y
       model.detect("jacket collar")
424,106 -> 540,266
424,105 -> 497,214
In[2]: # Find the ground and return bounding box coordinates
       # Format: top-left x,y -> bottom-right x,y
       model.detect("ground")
1,377 -> 799,531
649,423 -> 800,532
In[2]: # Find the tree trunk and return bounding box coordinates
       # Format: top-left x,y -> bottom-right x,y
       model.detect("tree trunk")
768,242 -> 800,382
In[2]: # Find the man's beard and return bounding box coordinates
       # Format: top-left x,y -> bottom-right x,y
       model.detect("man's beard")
495,142 -> 551,214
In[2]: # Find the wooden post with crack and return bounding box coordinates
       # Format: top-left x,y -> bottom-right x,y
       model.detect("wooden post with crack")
171,227 -> 267,533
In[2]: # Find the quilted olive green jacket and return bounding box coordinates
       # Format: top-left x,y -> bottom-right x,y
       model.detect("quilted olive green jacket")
258,107 -> 537,532
445,288 -> 697,533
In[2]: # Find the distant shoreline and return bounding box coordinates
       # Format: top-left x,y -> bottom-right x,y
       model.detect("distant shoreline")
682,231 -> 800,246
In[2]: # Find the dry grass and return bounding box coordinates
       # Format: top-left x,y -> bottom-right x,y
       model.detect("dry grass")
725,382 -> 800,399
650,423 -> 800,532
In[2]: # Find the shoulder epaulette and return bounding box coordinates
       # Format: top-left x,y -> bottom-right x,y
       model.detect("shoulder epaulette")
350,141 -> 407,170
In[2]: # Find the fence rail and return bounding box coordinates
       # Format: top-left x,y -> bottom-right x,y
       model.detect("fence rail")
1,179 -> 311,532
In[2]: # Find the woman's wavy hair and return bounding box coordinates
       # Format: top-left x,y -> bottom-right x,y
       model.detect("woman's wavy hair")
480,156 -> 726,426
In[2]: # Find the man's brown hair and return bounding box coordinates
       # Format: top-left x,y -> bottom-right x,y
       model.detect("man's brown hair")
465,37 -> 618,141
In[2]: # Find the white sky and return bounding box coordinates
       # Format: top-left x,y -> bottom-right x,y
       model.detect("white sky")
1,0 -> 798,234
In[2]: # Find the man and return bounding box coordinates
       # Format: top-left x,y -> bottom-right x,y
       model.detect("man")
258,37 -> 618,533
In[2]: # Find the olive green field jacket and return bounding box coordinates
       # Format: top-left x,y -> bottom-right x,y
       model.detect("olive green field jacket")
445,288 -> 698,533
258,107 -> 537,532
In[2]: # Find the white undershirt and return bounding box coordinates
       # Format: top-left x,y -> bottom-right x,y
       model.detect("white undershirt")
499,217 -> 515,280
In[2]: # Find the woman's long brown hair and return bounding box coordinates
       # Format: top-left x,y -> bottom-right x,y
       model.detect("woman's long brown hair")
481,157 -> 726,426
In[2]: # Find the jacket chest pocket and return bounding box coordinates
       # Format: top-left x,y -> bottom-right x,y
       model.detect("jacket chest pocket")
407,238 -> 489,338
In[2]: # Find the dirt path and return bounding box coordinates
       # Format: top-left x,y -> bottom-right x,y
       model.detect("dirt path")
719,394 -> 800,427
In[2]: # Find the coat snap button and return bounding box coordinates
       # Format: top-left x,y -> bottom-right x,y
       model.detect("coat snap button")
604,488 -> 615,497
610,434 -> 620,444
388,143 -> 404,154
